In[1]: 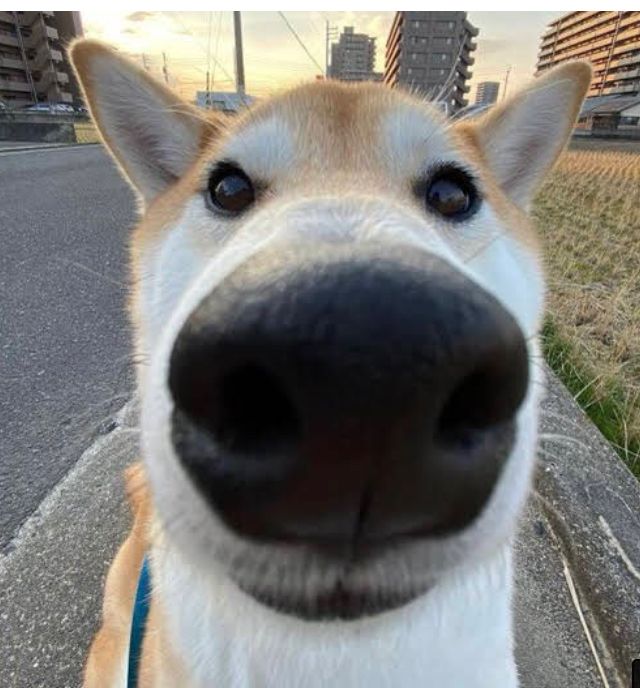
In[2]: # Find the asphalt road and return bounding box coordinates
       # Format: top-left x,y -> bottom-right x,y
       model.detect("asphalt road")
0,145 -> 136,550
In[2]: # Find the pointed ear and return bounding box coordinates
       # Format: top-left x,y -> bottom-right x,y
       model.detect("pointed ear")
460,61 -> 591,208
69,39 -> 215,203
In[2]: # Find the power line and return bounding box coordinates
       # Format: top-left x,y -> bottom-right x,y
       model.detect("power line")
167,12 -> 235,85
278,11 -> 324,74
211,11 -> 223,91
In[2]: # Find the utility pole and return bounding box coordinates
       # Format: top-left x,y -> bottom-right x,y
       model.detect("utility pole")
325,21 -> 339,78
141,53 -> 149,72
13,11 -> 38,104
205,11 -> 213,107
502,65 -> 511,101
162,52 -> 169,84
233,11 -> 245,96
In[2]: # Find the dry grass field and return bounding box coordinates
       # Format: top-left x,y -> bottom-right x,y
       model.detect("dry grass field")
533,139 -> 640,477
73,121 -> 101,144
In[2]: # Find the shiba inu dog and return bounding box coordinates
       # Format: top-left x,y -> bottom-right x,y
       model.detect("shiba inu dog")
70,39 -> 590,687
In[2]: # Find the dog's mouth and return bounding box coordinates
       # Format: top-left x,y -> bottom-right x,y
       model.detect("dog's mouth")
237,575 -> 430,621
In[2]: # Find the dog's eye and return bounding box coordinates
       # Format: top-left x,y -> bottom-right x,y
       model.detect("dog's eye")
207,164 -> 255,214
424,166 -> 478,221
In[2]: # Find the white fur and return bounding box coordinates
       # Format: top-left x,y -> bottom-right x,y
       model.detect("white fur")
152,541 -> 518,688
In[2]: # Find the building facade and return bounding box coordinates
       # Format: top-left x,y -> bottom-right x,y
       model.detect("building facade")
537,12 -> 640,99
475,80 -> 499,105
329,26 -> 380,82
384,12 -> 478,115
0,11 -> 83,108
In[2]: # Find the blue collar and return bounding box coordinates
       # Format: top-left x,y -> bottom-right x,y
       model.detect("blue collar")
127,556 -> 152,688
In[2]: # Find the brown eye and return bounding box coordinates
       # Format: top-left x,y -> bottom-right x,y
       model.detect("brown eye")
207,164 -> 255,214
424,166 -> 479,221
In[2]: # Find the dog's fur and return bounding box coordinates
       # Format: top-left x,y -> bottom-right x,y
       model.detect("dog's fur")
70,39 -> 590,687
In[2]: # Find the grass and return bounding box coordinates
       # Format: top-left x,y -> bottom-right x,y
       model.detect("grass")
73,121 -> 101,144
533,140 -> 640,477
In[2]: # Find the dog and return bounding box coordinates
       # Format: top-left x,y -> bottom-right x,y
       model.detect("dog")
70,39 -> 590,687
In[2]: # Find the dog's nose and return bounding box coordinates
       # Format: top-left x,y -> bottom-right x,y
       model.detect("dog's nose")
169,246 -> 528,548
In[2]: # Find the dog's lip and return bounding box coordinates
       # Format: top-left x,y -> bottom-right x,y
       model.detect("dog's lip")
236,576 -> 429,621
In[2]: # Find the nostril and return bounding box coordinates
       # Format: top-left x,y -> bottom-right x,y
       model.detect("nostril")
436,360 -> 528,446
214,364 -> 302,455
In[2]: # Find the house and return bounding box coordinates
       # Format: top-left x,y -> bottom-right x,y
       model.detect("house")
577,95 -> 640,133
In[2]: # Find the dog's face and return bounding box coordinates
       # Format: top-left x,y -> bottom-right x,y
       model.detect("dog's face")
72,42 -> 590,621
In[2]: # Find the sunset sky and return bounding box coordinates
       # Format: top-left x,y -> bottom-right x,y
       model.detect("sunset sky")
81,11 -> 564,103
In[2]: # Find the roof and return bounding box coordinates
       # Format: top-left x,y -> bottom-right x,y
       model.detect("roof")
195,91 -> 255,111
580,95 -> 640,116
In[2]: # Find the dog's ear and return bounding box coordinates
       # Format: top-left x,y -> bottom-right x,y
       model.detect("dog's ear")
459,61 -> 591,208
69,39 -> 216,203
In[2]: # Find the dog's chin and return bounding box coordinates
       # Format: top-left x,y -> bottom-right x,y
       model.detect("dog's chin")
235,578 -> 430,621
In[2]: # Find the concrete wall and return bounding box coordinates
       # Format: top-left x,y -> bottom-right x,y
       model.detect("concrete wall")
0,120 -> 75,142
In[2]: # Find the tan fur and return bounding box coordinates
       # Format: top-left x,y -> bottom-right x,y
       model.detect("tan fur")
84,462 -> 191,685
84,463 -> 152,686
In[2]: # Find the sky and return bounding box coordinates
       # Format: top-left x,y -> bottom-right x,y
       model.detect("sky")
81,11 -> 564,103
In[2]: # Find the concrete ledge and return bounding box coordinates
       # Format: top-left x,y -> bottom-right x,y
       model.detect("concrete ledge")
533,371 -> 640,686
0,401 -> 139,687
0,141 -> 101,153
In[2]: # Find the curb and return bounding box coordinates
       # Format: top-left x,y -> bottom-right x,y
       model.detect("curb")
536,370 -> 640,686
0,142 -> 101,153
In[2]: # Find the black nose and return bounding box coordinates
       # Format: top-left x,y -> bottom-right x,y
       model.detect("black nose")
169,246 -> 528,549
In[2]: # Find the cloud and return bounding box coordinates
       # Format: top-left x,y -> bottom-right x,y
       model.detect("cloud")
476,38 -> 510,57
126,11 -> 155,23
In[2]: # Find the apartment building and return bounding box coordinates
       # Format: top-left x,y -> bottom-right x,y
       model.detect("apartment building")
475,80 -> 499,105
329,26 -> 381,82
537,12 -> 640,98
384,12 -> 478,115
0,11 -> 83,108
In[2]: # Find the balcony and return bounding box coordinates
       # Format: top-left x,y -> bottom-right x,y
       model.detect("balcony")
601,82 -> 638,95
552,12 -> 617,45
0,55 -> 24,70
460,52 -> 474,66
609,53 -> 640,69
457,63 -> 471,79
610,67 -> 640,80
36,68 -> 70,91
463,19 -> 479,37
0,77 -> 31,93
25,21 -> 59,48
0,32 -> 20,48
613,38 -> 640,56
29,44 -> 62,72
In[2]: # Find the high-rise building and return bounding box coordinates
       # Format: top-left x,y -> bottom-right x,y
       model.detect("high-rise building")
0,11 -> 83,108
537,12 -> 640,99
475,80 -> 499,105
329,26 -> 380,82
384,12 -> 478,115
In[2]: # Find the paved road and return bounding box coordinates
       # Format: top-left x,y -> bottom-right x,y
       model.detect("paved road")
0,145 -> 136,550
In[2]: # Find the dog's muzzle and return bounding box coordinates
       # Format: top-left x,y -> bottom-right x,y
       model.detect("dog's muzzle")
169,244 -> 528,555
